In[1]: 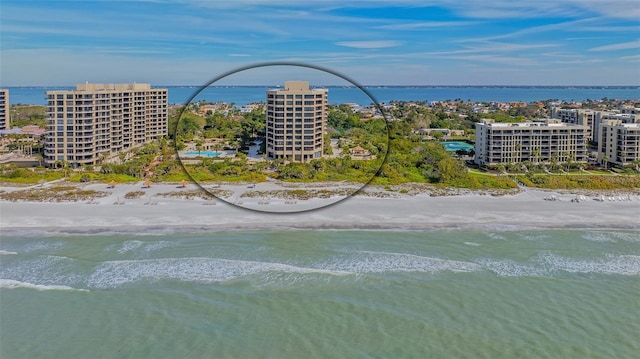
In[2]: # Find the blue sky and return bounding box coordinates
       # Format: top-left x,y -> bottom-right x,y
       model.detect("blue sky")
1,0 -> 639,86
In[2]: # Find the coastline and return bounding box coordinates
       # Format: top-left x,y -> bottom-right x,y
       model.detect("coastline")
1,181 -> 638,232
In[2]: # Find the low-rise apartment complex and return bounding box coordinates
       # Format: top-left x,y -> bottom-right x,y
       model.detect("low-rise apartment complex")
0,89 -> 9,130
45,83 -> 167,167
597,120 -> 640,167
475,119 -> 588,166
265,81 -> 327,162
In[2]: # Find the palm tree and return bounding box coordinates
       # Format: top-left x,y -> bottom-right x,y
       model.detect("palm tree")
532,148 -> 541,165
61,160 -> 70,178
565,153 -> 574,173
620,151 -> 628,165
550,153 -> 559,172
514,143 -> 522,163
633,158 -> 640,176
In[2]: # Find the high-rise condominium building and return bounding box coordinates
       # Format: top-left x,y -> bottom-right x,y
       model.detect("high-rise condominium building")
475,119 -> 588,166
551,108 -> 597,141
592,113 -> 639,143
598,120 -> 640,167
551,107 -> 640,143
265,81 -> 327,162
45,83 -> 167,167
0,89 -> 9,130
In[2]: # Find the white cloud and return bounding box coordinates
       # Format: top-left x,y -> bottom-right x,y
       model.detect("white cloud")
427,0 -> 639,20
619,54 -> 640,61
589,40 -> 640,51
336,41 -> 402,49
375,21 -> 479,30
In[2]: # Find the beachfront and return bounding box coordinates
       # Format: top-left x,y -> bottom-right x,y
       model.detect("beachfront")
1,180 -> 638,232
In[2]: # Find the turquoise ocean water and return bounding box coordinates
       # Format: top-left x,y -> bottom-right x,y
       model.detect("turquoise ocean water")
1,228 -> 638,358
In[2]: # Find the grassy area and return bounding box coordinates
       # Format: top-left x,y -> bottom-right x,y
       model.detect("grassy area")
9,105 -> 46,128
516,174 -> 640,190
0,185 -> 108,202
174,164 -> 267,183
67,172 -> 140,183
0,168 -> 65,184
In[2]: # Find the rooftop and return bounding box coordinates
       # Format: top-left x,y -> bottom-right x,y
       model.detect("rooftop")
481,120 -> 587,128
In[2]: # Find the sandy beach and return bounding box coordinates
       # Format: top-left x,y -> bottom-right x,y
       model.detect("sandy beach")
1,180 -> 639,232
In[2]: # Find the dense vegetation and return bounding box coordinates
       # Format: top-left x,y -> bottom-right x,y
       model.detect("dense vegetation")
3,98 -> 638,191
517,174 -> 640,190
9,105 -> 47,128
162,103 -> 518,189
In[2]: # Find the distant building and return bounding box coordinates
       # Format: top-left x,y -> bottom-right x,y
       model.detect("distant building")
597,120 -> 640,167
475,119 -> 588,166
265,81 -> 327,162
414,128 -> 465,137
0,125 -> 46,137
620,105 -> 640,115
349,145 -> 374,160
45,83 -> 168,167
551,108 -> 597,141
593,112 -> 639,142
552,107 -> 640,143
0,89 -> 9,130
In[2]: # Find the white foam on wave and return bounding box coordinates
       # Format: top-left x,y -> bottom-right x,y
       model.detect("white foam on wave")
115,240 -> 176,254
582,232 -> 617,243
611,231 -> 640,243
464,242 -> 481,247
87,257 -> 352,288
0,250 -> 18,255
0,279 -> 88,292
477,253 -> 640,277
323,251 -> 482,274
1,255 -> 84,288
516,232 -> 550,241
484,232 -> 506,240
537,253 -> 640,276
22,241 -> 66,253
475,258 -> 547,277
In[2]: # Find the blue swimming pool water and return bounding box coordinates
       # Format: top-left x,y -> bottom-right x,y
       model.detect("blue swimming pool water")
443,141 -> 474,152
183,151 -> 222,157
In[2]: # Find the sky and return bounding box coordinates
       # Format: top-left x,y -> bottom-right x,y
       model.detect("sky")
1,0 -> 639,86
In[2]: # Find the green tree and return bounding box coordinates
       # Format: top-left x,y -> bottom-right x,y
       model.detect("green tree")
438,158 -> 466,182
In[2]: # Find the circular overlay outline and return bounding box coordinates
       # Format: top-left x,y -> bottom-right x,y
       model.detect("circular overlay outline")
174,62 -> 390,214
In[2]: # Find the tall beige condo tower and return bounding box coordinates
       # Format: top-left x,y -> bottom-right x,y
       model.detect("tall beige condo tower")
0,89 -> 9,130
45,83 -> 167,167
266,81 -> 327,162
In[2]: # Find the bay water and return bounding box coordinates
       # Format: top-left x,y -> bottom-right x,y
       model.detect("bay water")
1,228 -> 638,358
6,86 -> 639,107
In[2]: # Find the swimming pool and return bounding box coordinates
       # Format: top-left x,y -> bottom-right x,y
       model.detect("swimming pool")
183,150 -> 222,157
443,141 -> 474,152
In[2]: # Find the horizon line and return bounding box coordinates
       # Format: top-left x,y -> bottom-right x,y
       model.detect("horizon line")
3,84 -> 639,88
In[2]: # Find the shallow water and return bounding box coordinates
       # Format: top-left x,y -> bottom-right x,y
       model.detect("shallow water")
1,228 -> 639,358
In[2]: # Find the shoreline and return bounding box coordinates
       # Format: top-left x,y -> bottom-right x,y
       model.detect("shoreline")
1,180 -> 638,232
